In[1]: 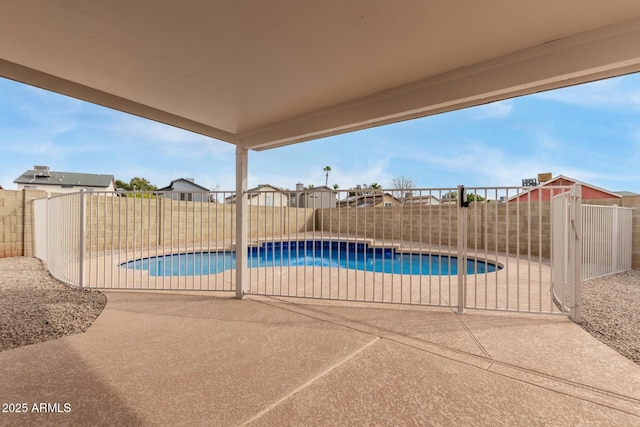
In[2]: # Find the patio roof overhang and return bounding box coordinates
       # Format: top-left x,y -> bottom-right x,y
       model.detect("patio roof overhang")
2,1 -> 640,151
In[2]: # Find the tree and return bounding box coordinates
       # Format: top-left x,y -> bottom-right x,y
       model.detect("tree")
323,166 -> 331,187
116,177 -> 158,192
115,179 -> 131,191
348,183 -> 381,197
443,190 -> 457,200
369,182 -> 382,193
130,177 -> 157,191
467,193 -> 486,202
391,175 -> 415,200
441,190 -> 486,203
332,183 -> 339,190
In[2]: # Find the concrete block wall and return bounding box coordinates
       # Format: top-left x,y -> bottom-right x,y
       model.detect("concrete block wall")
316,204 -> 460,246
84,195 -> 315,252
620,196 -> 640,269
319,198 -> 639,268
317,202 -> 553,258
0,189 -> 46,258
3,191 -> 639,270
478,202 -> 552,258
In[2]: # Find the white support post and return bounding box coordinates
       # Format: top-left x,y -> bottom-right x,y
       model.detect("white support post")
569,184 -> 582,323
235,146 -> 248,299
78,189 -> 86,289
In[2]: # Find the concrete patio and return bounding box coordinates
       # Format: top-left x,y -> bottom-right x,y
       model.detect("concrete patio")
1,291 -> 639,426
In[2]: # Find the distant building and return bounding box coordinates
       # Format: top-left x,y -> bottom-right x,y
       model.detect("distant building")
156,178 -> 211,202
13,166 -> 115,194
613,191 -> 640,197
289,183 -> 338,208
338,192 -> 401,208
225,184 -> 288,206
402,194 -> 441,206
509,175 -> 622,203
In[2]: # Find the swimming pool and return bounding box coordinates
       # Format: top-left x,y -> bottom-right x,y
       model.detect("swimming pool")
122,240 -> 501,277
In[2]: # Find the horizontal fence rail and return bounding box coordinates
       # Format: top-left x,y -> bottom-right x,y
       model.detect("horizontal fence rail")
31,184 -> 612,319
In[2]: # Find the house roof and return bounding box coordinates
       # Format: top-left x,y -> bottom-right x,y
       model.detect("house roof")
614,191 -> 640,197
404,194 -> 441,204
14,169 -> 114,188
338,192 -> 400,207
2,3 -> 640,151
509,175 -> 622,201
224,184 -> 287,201
541,175 -> 621,198
296,185 -> 338,193
156,178 -> 210,192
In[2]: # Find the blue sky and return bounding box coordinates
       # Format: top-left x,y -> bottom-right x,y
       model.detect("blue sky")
1,73 -> 639,193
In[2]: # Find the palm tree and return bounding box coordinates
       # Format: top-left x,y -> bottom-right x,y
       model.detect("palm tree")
323,166 -> 331,187
333,183 -> 339,190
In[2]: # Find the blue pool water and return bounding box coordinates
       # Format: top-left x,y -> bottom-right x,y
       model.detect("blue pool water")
122,240 -> 501,277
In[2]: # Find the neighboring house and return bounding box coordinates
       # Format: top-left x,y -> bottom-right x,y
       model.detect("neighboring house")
156,178 -> 211,202
439,192 -> 459,205
613,191 -> 640,197
338,192 -> 401,208
509,175 -> 622,203
403,194 -> 441,206
225,184 -> 288,206
13,166 -> 116,194
289,183 -> 337,208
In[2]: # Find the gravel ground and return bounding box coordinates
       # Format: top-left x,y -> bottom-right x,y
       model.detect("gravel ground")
581,270 -> 640,365
0,257 -> 638,365
0,257 -> 106,352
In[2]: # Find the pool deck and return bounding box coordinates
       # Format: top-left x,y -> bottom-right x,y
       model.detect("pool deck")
0,291 -> 639,426
82,235 -> 565,314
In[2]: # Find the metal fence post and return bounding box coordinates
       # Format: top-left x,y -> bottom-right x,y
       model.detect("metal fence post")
612,204 -> 619,272
78,189 -> 86,289
457,185 -> 467,314
569,184 -> 582,323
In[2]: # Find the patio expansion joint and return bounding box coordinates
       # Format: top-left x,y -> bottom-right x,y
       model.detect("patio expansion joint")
239,336 -> 381,426
453,311 -> 492,359
254,296 -> 640,418
256,296 -> 493,364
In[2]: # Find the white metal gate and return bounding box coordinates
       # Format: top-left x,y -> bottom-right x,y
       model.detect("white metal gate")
551,185 -> 582,321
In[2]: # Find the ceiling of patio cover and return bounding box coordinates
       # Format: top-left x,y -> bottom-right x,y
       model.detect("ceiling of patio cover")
2,1 -> 640,150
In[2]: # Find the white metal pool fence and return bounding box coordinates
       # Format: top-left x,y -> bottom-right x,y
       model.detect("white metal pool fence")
31,184 -> 623,321
582,204 -> 633,279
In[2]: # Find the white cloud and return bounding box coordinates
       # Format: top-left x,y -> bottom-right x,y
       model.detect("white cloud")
111,116 -> 235,159
532,75 -> 640,109
473,101 -> 513,119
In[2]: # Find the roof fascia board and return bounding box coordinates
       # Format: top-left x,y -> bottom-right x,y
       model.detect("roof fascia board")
240,17 -> 640,150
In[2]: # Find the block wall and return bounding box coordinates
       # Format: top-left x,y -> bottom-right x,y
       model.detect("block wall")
0,189 -> 47,258
84,195 -> 315,252
317,201 -> 553,258
3,191 -> 639,270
